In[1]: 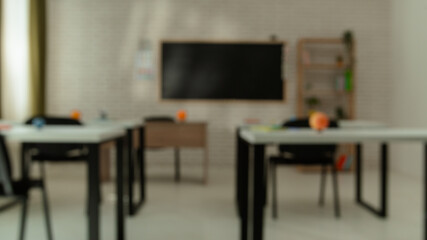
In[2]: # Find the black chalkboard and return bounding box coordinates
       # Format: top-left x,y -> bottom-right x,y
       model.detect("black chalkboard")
161,42 -> 284,100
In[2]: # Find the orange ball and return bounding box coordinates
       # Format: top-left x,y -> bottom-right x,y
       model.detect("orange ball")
309,112 -> 330,131
176,110 -> 187,122
70,110 -> 81,120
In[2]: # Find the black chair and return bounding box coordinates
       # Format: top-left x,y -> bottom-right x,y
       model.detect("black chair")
145,116 -> 175,123
269,118 -> 340,219
24,116 -> 93,211
0,135 -> 53,240
25,116 -> 88,176
144,116 -> 181,182
24,116 -> 87,165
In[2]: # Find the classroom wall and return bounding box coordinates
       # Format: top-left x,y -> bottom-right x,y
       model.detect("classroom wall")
46,0 -> 392,167
390,0 -> 427,178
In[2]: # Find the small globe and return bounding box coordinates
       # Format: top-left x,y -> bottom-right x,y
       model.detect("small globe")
32,117 -> 46,129
309,112 -> 330,131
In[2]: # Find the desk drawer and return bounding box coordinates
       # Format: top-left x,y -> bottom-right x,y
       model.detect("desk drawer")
145,122 -> 206,148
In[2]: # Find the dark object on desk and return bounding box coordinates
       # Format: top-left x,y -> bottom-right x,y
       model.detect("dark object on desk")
269,118 -> 340,219
24,116 -> 87,163
25,116 -> 82,125
144,116 -> 181,182
0,135 -> 53,240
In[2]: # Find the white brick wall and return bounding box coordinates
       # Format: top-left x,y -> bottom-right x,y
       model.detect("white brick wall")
389,0 -> 427,178
46,0 -> 392,167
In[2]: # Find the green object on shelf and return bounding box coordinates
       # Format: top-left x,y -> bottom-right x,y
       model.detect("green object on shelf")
305,97 -> 320,108
345,69 -> 353,92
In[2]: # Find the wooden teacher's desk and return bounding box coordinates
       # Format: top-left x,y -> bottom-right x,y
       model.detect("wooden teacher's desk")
144,122 -> 209,183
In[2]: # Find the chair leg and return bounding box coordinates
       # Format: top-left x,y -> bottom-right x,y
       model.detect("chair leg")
331,163 -> 341,218
319,164 -> 327,207
264,161 -> 268,207
39,162 -> 54,240
19,197 -> 29,240
39,161 -> 47,180
174,148 -> 180,182
271,162 -> 278,219
41,186 -> 54,240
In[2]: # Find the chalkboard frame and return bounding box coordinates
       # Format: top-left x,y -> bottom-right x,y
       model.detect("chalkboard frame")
158,40 -> 287,103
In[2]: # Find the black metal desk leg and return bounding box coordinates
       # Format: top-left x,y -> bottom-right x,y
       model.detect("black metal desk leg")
380,143 -> 388,217
236,129 -> 249,214
127,129 -> 135,215
21,144 -> 31,181
88,144 -> 100,240
237,132 -> 249,240
116,138 -> 125,240
175,148 -> 180,182
355,143 -> 388,218
424,143 -> 427,239
139,126 -> 146,204
250,145 -> 266,240
236,129 -> 240,207
356,144 -> 362,203
128,126 -> 146,216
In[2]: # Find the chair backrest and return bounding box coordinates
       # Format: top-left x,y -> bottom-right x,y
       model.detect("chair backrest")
25,116 -> 82,125
0,135 -> 13,196
25,116 -> 83,157
279,118 -> 339,156
144,116 -> 175,123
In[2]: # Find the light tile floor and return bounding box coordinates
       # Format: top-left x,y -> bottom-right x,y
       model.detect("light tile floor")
0,164 -> 423,240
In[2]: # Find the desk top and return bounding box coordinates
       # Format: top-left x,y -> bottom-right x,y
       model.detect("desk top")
144,121 -> 207,126
338,120 -> 386,129
1,126 -> 125,143
240,128 -> 427,144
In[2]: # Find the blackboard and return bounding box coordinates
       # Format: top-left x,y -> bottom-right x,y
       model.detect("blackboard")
161,41 -> 284,101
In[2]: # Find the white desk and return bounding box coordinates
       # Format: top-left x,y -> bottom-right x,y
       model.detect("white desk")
237,127 -> 427,240
338,120 -> 386,129
1,125 -> 126,240
3,120 -> 146,216
2,125 -> 124,143
240,128 -> 427,144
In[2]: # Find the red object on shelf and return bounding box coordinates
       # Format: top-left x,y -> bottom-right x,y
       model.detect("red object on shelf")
336,154 -> 347,171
